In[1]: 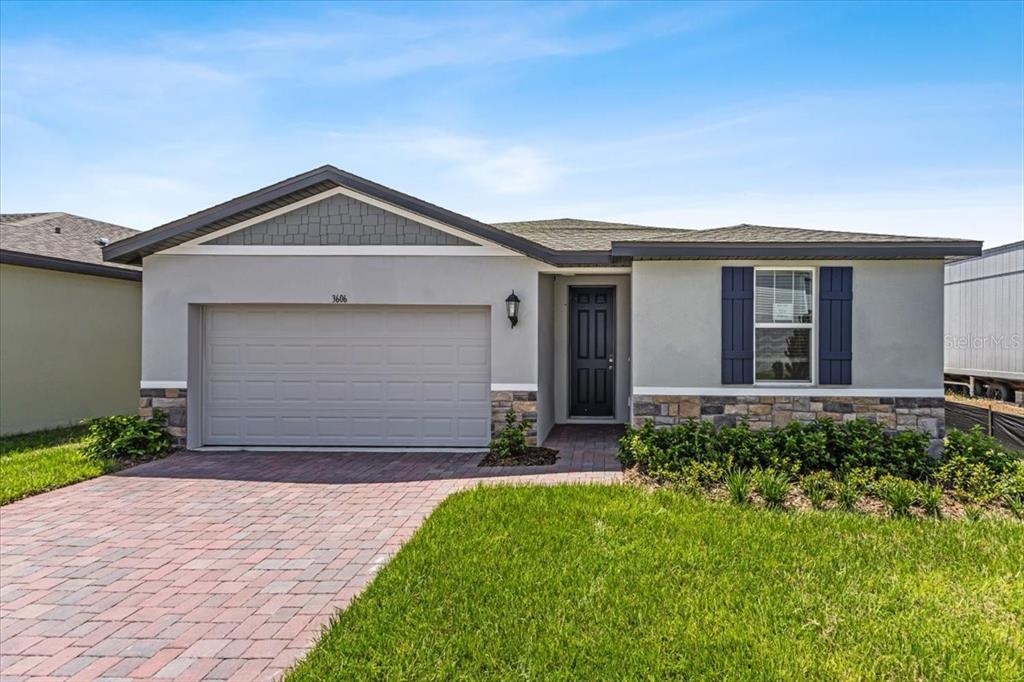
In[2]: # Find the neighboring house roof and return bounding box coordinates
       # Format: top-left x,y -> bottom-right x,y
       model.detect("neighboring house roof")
103,164 -> 983,266
1,212 -> 142,281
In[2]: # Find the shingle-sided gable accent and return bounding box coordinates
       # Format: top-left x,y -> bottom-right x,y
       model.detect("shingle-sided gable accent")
205,195 -> 475,247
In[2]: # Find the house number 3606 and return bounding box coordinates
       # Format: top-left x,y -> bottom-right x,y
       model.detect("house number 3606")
331,294 -> 349,303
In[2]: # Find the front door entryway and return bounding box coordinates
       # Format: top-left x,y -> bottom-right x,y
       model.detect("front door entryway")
569,286 -> 615,417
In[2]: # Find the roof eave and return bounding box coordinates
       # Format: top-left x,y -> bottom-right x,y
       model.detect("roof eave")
1,249 -> 142,281
610,240 -> 984,259
545,251 -> 618,266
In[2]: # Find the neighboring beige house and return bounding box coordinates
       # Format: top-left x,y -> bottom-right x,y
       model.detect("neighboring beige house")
1,213 -> 141,435
103,165 -> 981,452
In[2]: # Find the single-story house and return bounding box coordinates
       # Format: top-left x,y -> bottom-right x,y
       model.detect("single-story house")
1,213 -> 141,435
102,165 -> 982,450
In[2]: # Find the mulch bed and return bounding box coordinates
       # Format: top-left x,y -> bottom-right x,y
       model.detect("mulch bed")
479,447 -> 559,467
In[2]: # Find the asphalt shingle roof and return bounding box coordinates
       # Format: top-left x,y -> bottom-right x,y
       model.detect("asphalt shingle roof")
1,213 -> 140,271
492,218 -> 691,251
489,219 -> 974,251
101,165 -> 981,264
623,223 -> 976,244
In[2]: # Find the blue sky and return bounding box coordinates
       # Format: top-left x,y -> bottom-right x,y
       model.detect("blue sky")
1,1 -> 1022,246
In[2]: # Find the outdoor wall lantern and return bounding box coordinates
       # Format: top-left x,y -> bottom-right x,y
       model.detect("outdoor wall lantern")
505,290 -> 521,328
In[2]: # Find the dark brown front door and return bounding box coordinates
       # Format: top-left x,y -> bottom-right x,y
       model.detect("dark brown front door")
569,287 -> 615,417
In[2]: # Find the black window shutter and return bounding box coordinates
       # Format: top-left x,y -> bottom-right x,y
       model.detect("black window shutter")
819,266 -> 853,384
721,267 -> 754,384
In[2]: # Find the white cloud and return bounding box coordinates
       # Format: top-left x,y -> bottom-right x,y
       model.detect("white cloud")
406,133 -> 562,194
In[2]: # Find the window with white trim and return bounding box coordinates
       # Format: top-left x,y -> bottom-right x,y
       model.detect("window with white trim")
754,268 -> 814,382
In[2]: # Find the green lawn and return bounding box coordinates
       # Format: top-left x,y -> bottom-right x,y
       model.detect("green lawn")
289,485 -> 1023,681
0,426 -> 114,505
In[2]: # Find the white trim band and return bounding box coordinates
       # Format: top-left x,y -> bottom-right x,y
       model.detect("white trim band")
633,387 -> 945,398
491,383 -> 539,392
141,381 -> 187,389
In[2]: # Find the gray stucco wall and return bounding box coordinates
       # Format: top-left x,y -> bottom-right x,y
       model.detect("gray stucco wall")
1,264 -> 141,434
632,260 -> 944,390
207,194 -> 473,246
536,274 -> 555,443
553,274 -> 631,422
140,255 -> 541,389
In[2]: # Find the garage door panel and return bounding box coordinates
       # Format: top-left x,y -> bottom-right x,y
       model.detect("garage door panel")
311,345 -> 349,366
316,417 -> 348,437
208,344 -> 241,367
244,345 -> 278,365
349,381 -> 383,401
244,417 -> 277,437
386,381 -> 419,402
315,381 -> 348,401
280,381 -> 314,402
458,381 -> 490,402
203,305 -> 491,447
458,418 -> 490,439
209,415 -> 242,438
458,345 -> 488,367
245,381 -> 277,402
207,379 -> 243,402
421,345 -> 457,366
386,346 -> 420,365
422,381 -> 456,402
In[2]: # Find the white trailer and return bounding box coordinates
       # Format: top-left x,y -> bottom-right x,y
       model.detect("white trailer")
944,240 -> 1024,403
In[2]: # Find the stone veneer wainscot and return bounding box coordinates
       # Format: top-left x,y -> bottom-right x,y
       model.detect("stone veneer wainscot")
491,390 -> 538,446
632,394 -> 945,438
139,388 -> 187,449
143,388 -> 535,450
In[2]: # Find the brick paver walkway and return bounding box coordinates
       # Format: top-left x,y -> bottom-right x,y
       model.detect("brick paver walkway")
0,425 -> 621,681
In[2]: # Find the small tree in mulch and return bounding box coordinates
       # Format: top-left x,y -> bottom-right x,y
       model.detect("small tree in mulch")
480,409 -> 557,467
490,408 -> 529,458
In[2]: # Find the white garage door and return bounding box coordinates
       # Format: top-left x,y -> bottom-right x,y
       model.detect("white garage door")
202,305 -> 491,447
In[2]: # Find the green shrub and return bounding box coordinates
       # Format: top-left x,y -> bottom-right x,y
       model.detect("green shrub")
490,408 -> 529,458
672,460 -> 726,489
944,426 -> 1015,475
936,457 -> 999,504
754,468 -> 791,510
774,421 -> 830,472
827,418 -> 887,473
620,417 -> 940,482
618,419 -> 720,473
997,459 -> 1024,497
886,430 -> 937,480
82,411 -> 172,462
834,480 -> 862,512
716,422 -> 772,470
876,475 -> 918,518
919,484 -> 943,519
725,468 -> 752,505
799,471 -> 834,510
997,460 -> 1024,519
842,467 -> 876,494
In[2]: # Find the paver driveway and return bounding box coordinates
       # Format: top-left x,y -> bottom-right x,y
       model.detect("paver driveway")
0,425 -> 621,681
